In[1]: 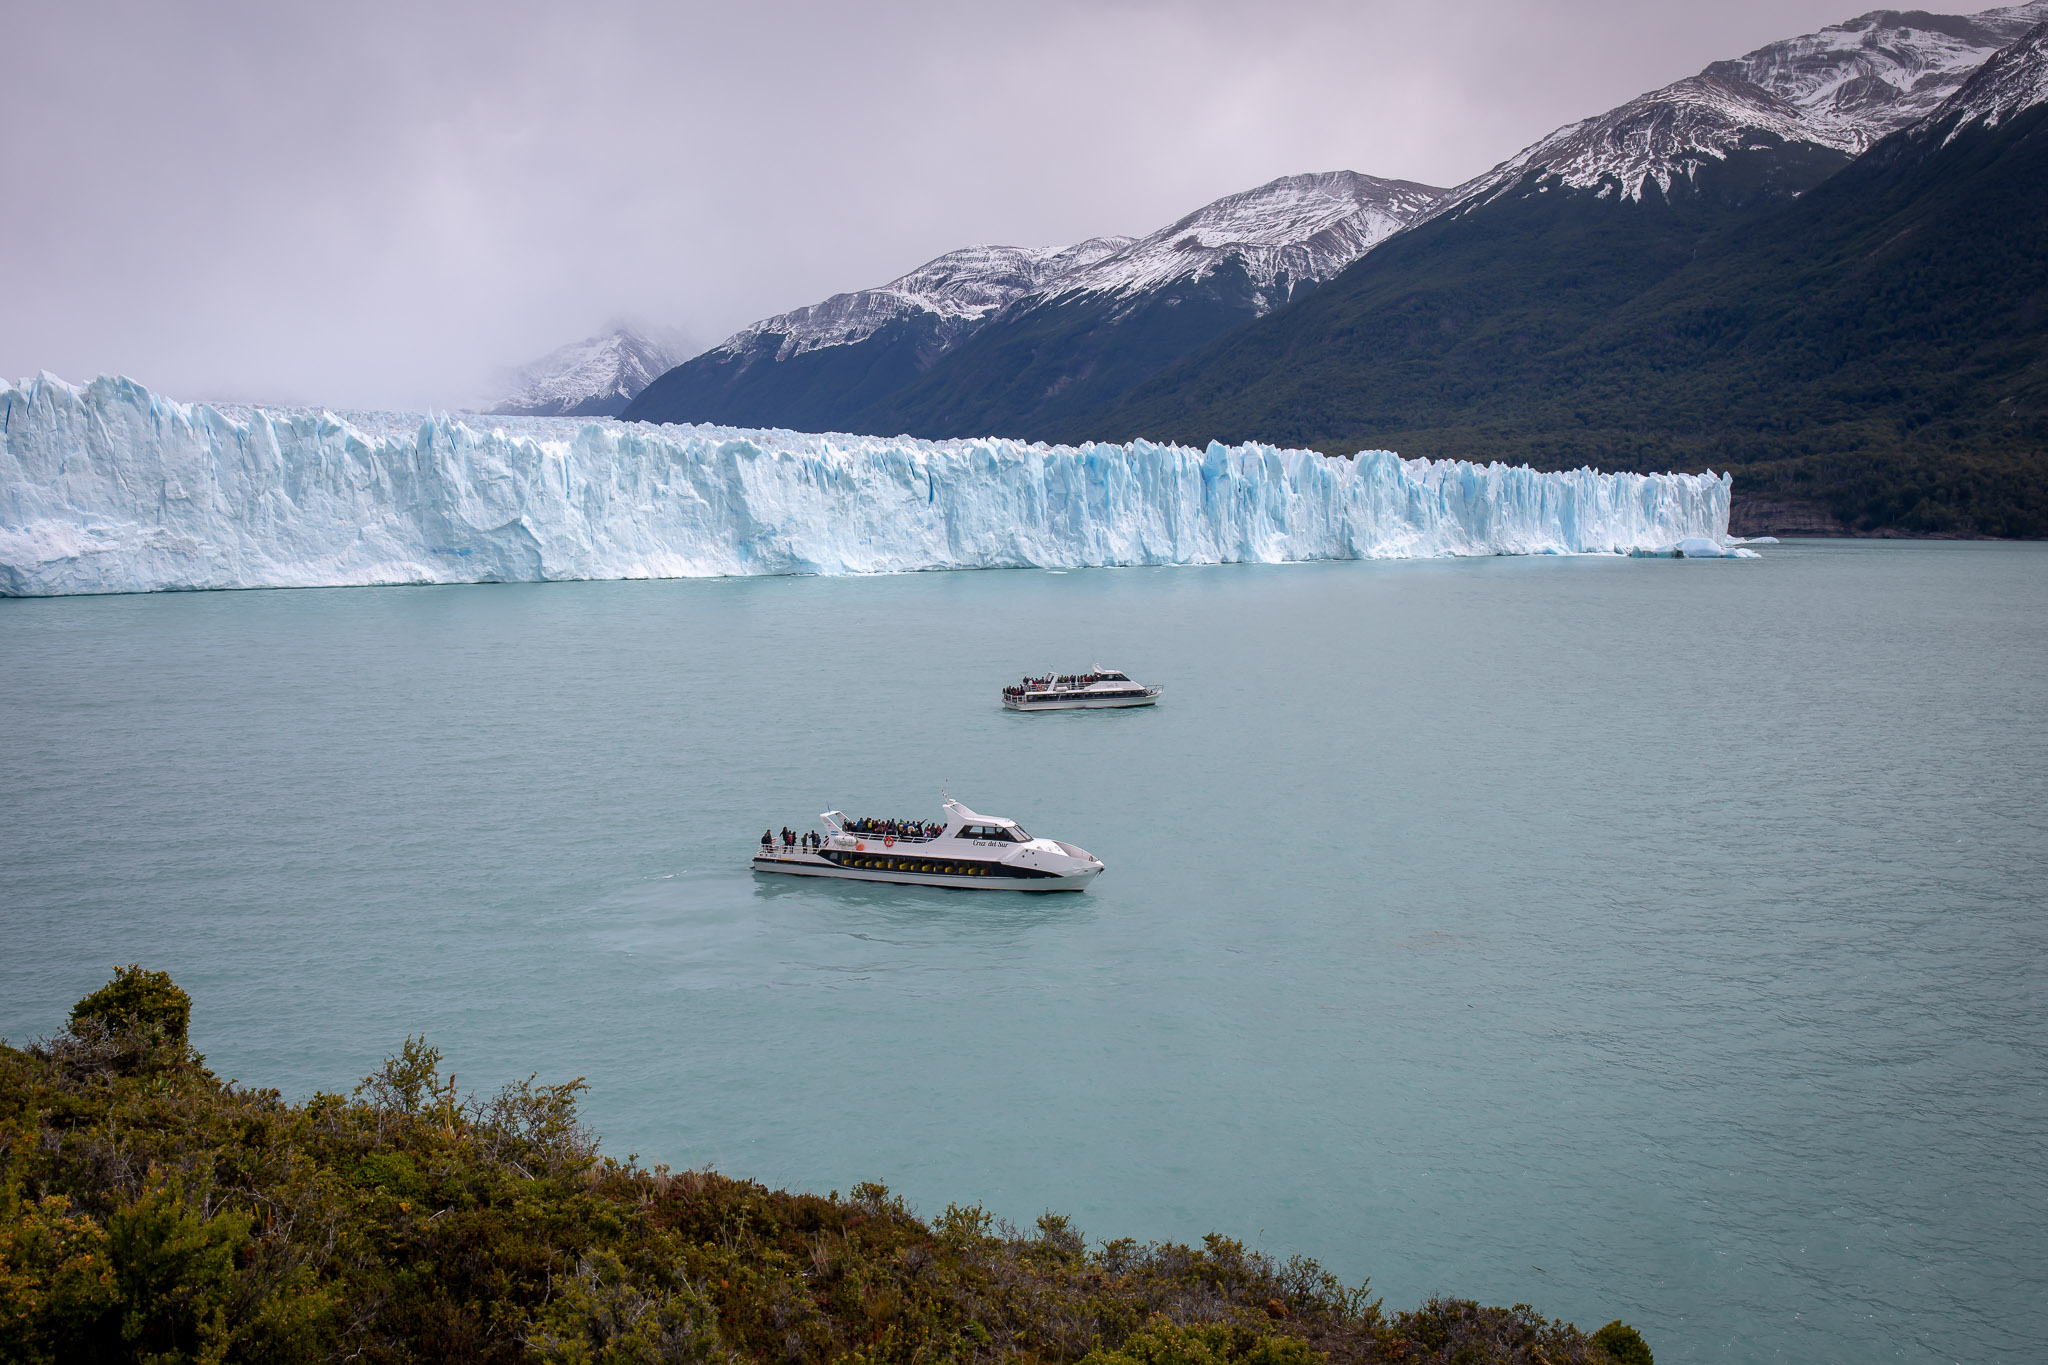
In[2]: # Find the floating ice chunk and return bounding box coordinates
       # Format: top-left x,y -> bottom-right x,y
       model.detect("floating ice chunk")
1631,537 -> 1759,559
1,373 -> 1736,597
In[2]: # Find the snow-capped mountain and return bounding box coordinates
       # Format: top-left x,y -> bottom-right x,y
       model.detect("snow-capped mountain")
492,325 -> 690,418
1032,171 -> 1443,312
710,238 -> 1134,367
620,240 -> 1131,431
694,173 -> 1438,369
1436,1 -> 2048,208
1095,8 -> 2048,538
1707,1 -> 2048,147
1930,16 -> 2048,138
626,2 -> 2042,449
624,171 -> 1443,432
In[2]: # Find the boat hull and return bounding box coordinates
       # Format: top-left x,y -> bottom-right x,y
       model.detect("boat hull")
751,852 -> 1099,892
1003,692 -> 1159,711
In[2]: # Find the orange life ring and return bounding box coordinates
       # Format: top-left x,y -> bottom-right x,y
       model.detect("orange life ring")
855,842 -> 866,851
884,835 -> 896,847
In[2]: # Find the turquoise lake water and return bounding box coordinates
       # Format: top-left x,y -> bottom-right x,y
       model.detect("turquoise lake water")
3,540 -> 2044,1362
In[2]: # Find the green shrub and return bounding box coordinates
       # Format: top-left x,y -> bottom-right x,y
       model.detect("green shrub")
0,1193 -> 119,1364
0,1178 -> 251,1365
527,1249 -> 723,1364
1080,1319 -> 1323,1365
103,1177 -> 250,1364
68,964 -> 191,1047
1592,1319 -> 1654,1364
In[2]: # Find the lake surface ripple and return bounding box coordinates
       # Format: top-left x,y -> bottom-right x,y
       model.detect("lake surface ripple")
3,541 -> 2043,1363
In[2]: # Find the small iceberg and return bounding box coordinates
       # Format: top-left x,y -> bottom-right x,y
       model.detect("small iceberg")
1628,537 -> 1761,560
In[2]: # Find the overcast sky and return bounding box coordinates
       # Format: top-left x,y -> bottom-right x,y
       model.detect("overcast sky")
6,0 -> 1872,410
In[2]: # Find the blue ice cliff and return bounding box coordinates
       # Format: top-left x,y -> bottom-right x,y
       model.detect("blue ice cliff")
1,374 -> 1735,596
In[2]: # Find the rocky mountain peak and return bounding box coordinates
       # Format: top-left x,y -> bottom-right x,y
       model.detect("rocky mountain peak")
491,325 -> 690,418
1039,171 -> 1444,311
709,238 -> 1136,366
1932,16 -> 2048,136
1435,1 -> 2048,211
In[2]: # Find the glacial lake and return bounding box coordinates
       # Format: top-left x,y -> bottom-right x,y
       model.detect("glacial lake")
4,540 -> 2043,1363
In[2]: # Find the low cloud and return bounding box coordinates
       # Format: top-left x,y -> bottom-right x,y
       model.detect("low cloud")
4,0 -> 1854,410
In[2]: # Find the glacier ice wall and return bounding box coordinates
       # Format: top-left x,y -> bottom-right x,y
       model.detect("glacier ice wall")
1,373 -> 1731,597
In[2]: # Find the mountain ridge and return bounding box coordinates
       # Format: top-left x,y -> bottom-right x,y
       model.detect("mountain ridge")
616,2 -> 2047,533
710,237 -> 1136,368
1028,171 -> 1443,309
620,172 -> 1443,432
1084,16 -> 2048,537
1426,1 -> 2048,215
491,325 -> 689,417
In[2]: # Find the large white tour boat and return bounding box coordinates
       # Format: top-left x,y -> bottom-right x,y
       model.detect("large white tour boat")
752,798 -> 1104,891
1002,668 -> 1161,711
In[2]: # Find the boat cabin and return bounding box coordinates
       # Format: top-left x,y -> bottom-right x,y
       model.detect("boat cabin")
956,821 -> 1028,842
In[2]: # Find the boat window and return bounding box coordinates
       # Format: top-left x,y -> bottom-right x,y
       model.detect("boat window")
959,823 -> 1021,842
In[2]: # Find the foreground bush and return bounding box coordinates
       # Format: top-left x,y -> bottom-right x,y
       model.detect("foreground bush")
1,967 -> 1648,1364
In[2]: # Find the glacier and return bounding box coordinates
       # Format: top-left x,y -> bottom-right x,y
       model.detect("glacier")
0,373 -> 1733,597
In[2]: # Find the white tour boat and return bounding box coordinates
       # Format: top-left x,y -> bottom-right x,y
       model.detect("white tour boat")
752,798 -> 1104,892
1002,667 -> 1161,711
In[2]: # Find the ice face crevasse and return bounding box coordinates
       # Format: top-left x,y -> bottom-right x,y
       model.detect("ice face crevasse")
0,374 -> 1733,596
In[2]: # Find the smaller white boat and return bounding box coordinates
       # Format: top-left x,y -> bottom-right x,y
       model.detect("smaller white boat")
1003,667 -> 1161,711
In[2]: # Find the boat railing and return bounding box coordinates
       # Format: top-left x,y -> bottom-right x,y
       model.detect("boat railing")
754,838 -> 934,857
757,825 -> 947,855
1007,682 -> 1144,694
1007,686 -> 1154,698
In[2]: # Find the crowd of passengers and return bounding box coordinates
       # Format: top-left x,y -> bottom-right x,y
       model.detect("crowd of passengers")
846,816 -> 940,839
760,817 -> 941,853
1004,672 -> 1113,695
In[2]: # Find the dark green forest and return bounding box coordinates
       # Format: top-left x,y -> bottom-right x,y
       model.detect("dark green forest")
2,967 -> 1654,1365
1090,110 -> 2048,538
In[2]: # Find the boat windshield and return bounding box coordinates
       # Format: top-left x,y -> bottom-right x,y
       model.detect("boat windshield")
958,823 -> 1026,842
